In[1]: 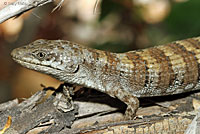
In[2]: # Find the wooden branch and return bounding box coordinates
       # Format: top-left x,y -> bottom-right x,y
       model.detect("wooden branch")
0,84 -> 199,133
0,84 -> 78,134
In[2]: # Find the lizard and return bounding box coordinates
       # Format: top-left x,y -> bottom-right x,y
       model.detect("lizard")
11,36 -> 200,120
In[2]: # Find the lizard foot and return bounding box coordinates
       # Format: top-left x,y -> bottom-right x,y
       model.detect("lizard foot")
124,105 -> 137,120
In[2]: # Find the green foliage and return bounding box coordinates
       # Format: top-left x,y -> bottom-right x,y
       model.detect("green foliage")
92,42 -> 130,53
165,0 -> 200,39
99,0 -> 124,21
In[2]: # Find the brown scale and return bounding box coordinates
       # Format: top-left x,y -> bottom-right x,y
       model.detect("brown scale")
56,45 -> 65,51
147,47 -> 172,91
104,51 -> 117,74
175,42 -> 198,85
91,49 -> 99,63
157,45 -> 176,89
186,38 -> 200,49
168,42 -> 198,88
125,52 -> 148,90
88,49 -> 98,70
83,48 -> 101,72
125,52 -> 136,78
181,39 -> 200,82
94,51 -> 109,74
100,51 -> 109,74
87,48 -> 97,63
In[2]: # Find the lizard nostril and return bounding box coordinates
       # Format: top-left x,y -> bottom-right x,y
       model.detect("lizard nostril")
11,48 -> 25,59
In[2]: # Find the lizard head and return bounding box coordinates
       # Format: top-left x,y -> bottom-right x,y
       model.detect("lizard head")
11,39 -> 84,82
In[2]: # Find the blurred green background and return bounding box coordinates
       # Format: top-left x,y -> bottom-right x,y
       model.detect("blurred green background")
0,0 -> 200,103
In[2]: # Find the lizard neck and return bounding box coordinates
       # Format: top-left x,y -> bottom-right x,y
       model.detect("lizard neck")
81,47 -> 119,73
78,48 -> 122,92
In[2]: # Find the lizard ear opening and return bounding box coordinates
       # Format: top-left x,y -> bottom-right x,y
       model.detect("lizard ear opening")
73,64 -> 79,73
65,64 -> 80,74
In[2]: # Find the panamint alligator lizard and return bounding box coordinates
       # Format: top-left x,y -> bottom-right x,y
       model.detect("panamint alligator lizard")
11,37 -> 200,119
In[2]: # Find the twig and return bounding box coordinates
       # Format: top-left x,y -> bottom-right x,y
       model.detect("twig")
93,0 -> 100,14
51,0 -> 64,13
0,0 -> 54,24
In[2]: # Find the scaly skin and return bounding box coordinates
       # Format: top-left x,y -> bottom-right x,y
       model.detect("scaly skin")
11,37 -> 200,119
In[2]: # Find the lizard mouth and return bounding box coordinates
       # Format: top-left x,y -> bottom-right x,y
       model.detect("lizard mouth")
12,57 -> 80,75
12,57 -> 63,72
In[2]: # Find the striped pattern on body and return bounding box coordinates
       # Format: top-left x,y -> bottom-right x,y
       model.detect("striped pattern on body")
95,37 -> 200,97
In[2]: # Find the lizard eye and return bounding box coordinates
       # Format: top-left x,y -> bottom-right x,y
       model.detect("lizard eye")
35,51 -> 47,60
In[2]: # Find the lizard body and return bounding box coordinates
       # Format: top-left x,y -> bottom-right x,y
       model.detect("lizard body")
11,37 -> 200,119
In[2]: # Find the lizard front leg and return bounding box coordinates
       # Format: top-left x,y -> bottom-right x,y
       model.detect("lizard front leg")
106,88 -> 139,120
115,89 -> 139,120
101,75 -> 139,120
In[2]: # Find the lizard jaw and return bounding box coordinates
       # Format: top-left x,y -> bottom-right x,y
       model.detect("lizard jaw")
12,57 -> 62,75
11,57 -> 81,85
